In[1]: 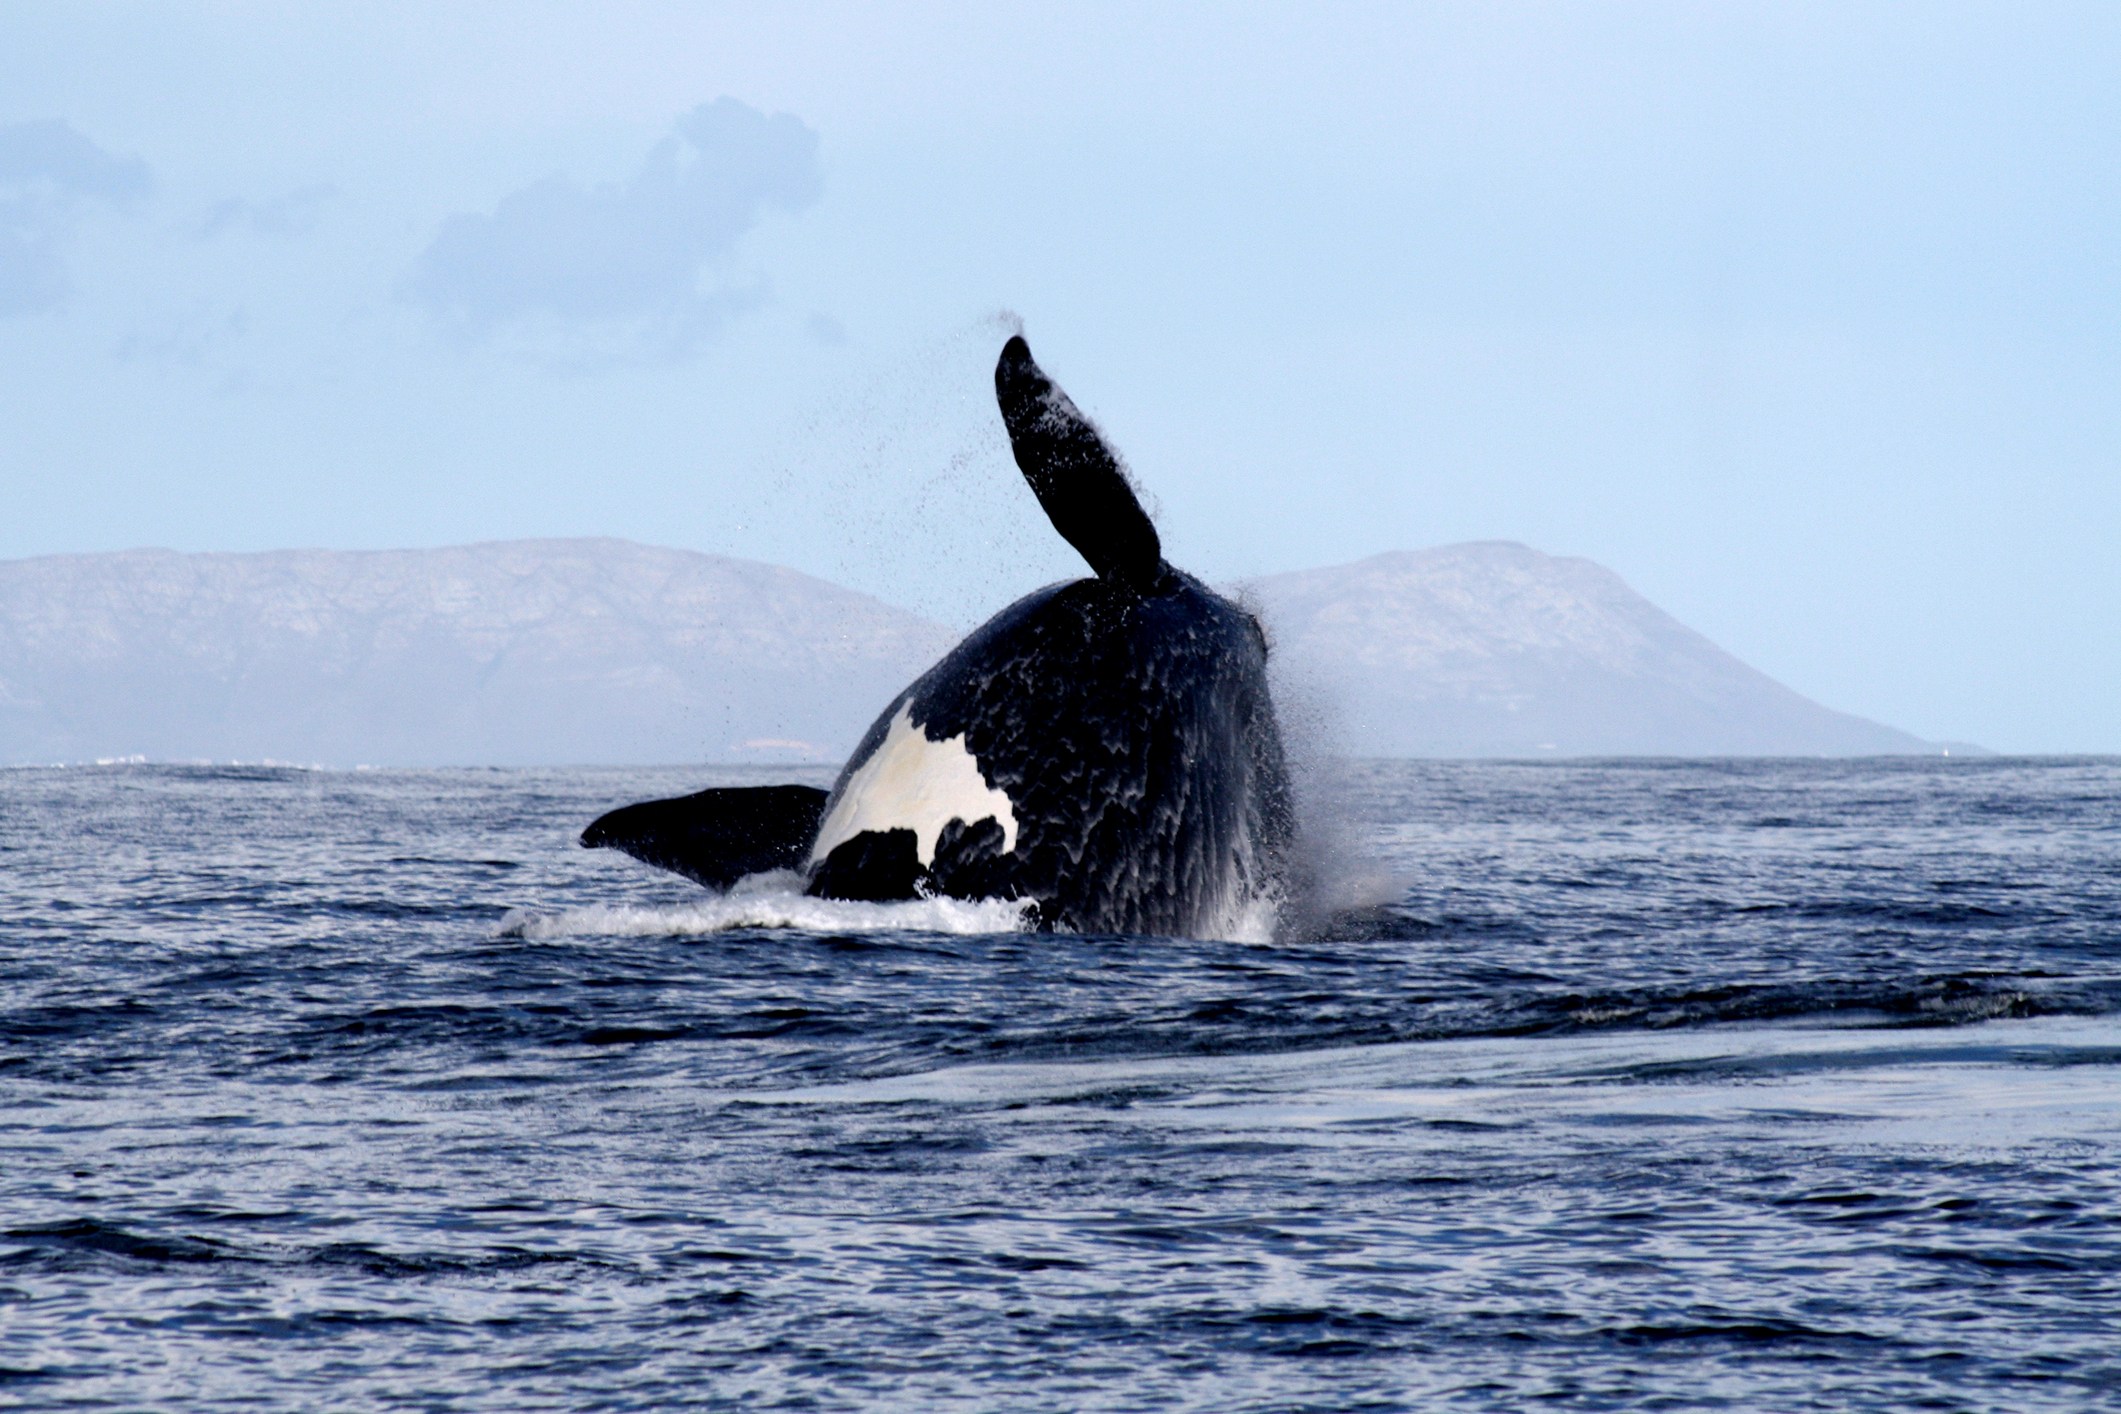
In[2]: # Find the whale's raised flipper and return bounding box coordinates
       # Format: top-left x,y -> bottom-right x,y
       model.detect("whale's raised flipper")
581,784 -> 827,890
995,336 -> 1165,595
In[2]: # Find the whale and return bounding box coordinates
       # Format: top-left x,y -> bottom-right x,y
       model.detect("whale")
582,334 -> 1294,938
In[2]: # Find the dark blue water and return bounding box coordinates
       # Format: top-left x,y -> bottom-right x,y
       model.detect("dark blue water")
2,757 -> 2118,1411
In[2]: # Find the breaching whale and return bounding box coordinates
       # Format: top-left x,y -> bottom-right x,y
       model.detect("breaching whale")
582,335 -> 1294,938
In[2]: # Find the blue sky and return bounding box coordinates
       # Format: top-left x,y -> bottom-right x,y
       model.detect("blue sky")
1,1 -> 2115,752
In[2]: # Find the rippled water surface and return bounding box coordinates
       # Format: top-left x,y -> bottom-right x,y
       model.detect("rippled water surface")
3,757 -> 2118,1411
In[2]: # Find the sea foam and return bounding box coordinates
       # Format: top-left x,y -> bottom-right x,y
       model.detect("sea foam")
496,877 -> 1033,939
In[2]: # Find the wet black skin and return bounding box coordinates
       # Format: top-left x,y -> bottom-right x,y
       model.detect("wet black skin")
584,334 -> 1294,938
808,565 -> 1292,936
581,785 -> 825,890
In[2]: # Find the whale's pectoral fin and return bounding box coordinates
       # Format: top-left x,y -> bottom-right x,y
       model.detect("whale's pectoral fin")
995,335 -> 1165,595
807,827 -> 922,901
804,816 -> 1015,904
581,784 -> 828,890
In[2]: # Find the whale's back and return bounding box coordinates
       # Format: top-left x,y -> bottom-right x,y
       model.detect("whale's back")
809,570 -> 1291,937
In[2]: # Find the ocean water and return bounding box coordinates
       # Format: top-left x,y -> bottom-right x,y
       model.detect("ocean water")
2,756 -> 2117,1411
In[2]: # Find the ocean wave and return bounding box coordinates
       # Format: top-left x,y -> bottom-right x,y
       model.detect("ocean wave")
495,876 -> 1034,939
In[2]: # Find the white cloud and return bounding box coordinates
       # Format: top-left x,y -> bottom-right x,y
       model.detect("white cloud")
0,118 -> 152,201
197,185 -> 335,240
0,119 -> 152,317
402,97 -> 819,353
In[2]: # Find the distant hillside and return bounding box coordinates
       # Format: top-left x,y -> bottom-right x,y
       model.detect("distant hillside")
0,540 -> 955,766
0,537 -> 1944,766
1247,542 -> 1934,757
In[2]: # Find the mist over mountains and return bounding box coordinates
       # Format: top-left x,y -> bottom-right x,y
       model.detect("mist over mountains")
0,538 -> 1944,766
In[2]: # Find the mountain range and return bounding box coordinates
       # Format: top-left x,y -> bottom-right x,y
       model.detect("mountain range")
0,540 -> 951,766
0,537 -> 1945,765
1245,542 -> 1932,757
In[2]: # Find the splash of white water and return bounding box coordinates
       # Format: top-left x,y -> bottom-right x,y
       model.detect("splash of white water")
497,876 -> 1034,940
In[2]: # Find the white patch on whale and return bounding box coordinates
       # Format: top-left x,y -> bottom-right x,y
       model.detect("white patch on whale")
807,703 -> 1019,869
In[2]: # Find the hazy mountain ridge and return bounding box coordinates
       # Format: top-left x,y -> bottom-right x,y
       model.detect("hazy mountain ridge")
0,540 -> 955,766
1,537 -> 1941,765
1246,542 -> 1933,757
